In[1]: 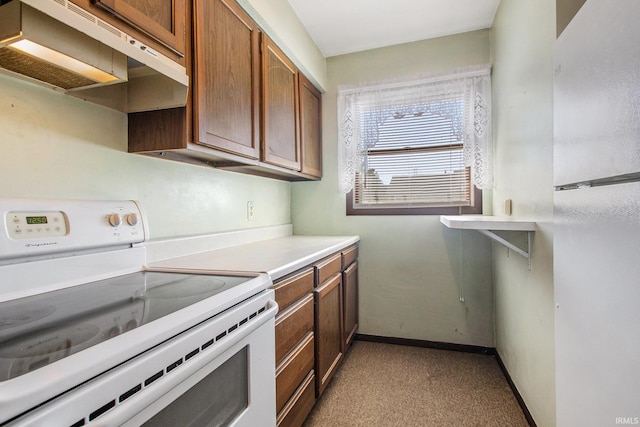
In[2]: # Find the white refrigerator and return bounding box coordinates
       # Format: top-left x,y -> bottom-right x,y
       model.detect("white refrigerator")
554,1 -> 640,426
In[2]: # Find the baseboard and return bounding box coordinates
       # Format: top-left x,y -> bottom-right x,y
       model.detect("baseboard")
355,333 -> 495,355
354,334 -> 536,427
495,352 -> 537,427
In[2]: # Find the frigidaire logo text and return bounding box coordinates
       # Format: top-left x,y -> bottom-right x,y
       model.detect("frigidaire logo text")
24,242 -> 59,248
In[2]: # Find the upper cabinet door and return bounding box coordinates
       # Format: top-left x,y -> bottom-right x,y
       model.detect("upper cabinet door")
193,0 -> 261,159
92,0 -> 186,58
262,36 -> 301,171
299,74 -> 322,178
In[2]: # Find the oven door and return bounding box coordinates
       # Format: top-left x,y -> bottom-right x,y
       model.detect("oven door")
7,290 -> 277,427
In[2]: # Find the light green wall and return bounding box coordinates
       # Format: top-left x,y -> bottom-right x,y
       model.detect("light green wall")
291,31 -> 495,347
0,75 -> 290,239
491,1 -> 556,426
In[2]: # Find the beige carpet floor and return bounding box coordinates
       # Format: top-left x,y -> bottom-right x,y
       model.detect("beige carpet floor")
303,340 -> 530,427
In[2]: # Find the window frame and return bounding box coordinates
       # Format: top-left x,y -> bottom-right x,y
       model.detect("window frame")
346,95 -> 482,216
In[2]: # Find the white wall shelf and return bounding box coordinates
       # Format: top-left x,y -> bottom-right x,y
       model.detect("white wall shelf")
440,215 -> 536,268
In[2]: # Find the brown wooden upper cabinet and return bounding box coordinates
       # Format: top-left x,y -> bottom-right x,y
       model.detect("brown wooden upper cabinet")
299,74 -> 322,178
194,0 -> 261,159
85,0 -> 187,60
262,36 -> 301,171
127,0 -> 323,181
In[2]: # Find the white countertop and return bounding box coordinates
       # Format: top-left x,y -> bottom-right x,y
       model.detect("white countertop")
148,235 -> 360,281
440,215 -> 536,231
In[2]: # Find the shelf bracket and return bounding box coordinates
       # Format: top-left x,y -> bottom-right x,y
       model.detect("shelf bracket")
439,216 -> 536,270
476,229 -> 532,269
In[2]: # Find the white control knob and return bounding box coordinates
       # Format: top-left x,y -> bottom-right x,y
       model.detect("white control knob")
126,213 -> 139,226
108,213 -> 122,227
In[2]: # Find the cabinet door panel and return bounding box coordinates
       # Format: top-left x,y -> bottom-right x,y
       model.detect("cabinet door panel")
343,261 -> 358,348
93,0 -> 186,57
299,74 -> 322,177
262,36 -> 300,170
194,0 -> 260,158
314,273 -> 343,397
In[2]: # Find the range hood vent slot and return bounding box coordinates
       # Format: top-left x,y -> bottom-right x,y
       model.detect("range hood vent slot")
0,47 -> 104,89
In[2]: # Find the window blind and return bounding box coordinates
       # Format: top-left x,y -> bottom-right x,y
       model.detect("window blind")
354,97 -> 472,209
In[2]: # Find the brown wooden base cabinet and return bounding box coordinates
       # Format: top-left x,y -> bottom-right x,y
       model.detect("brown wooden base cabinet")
272,244 -> 359,426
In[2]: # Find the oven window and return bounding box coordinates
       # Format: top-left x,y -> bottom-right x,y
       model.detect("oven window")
143,346 -> 248,426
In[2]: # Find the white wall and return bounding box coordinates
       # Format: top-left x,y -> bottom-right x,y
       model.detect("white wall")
490,1 -> 556,426
291,31 -> 495,348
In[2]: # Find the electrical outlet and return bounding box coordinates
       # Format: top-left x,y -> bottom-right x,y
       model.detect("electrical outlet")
247,201 -> 254,221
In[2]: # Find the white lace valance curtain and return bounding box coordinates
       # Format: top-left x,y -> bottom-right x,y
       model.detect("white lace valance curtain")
337,64 -> 493,193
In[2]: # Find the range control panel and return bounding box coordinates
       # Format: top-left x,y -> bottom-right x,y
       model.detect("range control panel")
7,211 -> 68,240
0,199 -> 147,260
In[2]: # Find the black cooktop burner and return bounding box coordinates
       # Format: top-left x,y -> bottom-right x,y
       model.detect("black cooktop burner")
0,271 -> 254,381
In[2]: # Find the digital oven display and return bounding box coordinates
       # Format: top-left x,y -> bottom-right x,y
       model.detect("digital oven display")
25,216 -> 48,225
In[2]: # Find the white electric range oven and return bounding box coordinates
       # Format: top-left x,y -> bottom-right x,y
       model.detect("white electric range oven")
0,199 -> 277,426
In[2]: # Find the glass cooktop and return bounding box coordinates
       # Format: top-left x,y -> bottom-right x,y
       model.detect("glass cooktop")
0,271 -> 255,381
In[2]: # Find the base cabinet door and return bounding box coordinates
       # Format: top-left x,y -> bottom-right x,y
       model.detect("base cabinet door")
342,261 -> 358,348
314,273 -> 343,397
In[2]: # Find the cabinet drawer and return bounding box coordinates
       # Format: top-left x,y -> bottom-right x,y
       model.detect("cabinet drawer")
276,332 -> 314,413
341,245 -> 359,270
276,371 -> 316,427
275,294 -> 314,365
315,253 -> 342,285
273,268 -> 314,312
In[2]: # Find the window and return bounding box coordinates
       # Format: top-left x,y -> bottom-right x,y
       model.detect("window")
338,66 -> 492,215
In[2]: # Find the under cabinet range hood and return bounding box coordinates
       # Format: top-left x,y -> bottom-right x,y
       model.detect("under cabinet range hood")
0,0 -> 188,112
